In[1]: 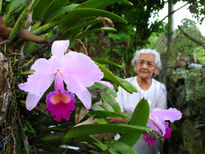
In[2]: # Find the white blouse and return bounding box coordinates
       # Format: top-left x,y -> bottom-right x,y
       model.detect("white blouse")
116,76 -> 167,112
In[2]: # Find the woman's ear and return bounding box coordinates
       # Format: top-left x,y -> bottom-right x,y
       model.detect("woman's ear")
154,67 -> 159,75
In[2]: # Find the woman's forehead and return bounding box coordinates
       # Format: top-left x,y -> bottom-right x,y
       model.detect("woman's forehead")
139,53 -> 155,61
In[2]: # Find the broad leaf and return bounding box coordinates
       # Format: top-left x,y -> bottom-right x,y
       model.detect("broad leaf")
8,8 -> 27,42
49,8 -> 127,24
92,57 -> 124,69
94,61 -> 137,94
89,110 -> 130,119
91,103 -> 105,111
119,98 -> 150,146
8,0 -> 25,12
45,4 -> 80,23
74,136 -> 116,154
67,18 -> 104,36
78,0 -> 132,9
104,140 -> 137,154
33,8 -> 126,35
102,93 -> 121,113
32,0 -> 56,20
74,27 -> 117,40
63,123 -> 150,143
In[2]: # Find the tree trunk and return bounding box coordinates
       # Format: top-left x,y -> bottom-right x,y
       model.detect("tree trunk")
159,0 -> 174,85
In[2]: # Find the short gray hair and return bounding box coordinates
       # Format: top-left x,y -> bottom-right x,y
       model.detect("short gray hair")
131,48 -> 162,70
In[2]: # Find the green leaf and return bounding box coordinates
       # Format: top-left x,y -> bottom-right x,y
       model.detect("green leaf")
67,18 -> 104,36
31,22 -> 57,35
92,57 -> 124,69
29,0 -> 40,11
116,77 -> 138,93
20,70 -> 35,75
79,0 -> 133,9
102,93 -> 121,113
0,0 -> 2,14
20,57 -> 35,69
89,110 -> 130,119
30,21 -> 41,32
49,8 -> 127,24
89,82 -> 110,89
107,88 -> 117,97
74,136 -> 117,154
91,103 -> 105,111
104,140 -> 137,154
8,0 -> 25,12
8,8 -> 28,42
76,136 -> 108,151
33,8 -> 127,35
40,135 -> 60,142
104,101 -> 115,112
94,62 -> 137,94
75,27 -> 117,40
45,4 -> 79,23
119,98 -> 150,146
63,123 -> 150,143
32,0 -> 56,20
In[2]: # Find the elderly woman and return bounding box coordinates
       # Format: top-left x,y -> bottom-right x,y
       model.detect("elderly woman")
116,49 -> 167,154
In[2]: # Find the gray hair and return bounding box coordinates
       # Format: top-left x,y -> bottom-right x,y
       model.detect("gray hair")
131,48 -> 162,70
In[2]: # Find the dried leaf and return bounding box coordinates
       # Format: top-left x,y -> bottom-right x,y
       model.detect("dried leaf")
72,39 -> 87,55
75,116 -> 96,127
99,17 -> 114,27
75,106 -> 88,124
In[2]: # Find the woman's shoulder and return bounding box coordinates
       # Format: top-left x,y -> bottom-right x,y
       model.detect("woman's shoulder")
125,76 -> 136,83
152,78 -> 166,89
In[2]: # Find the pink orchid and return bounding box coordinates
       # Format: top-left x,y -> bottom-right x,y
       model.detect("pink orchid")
98,81 -> 114,89
18,40 -> 104,120
143,108 -> 182,146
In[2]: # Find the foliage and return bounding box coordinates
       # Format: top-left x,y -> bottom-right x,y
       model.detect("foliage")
173,18 -> 205,62
0,0 -> 152,153
1,0 -> 205,153
165,67 -> 205,154
146,18 -> 205,64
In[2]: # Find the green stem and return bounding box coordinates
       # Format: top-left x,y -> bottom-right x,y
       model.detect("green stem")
0,0 -> 2,14
31,22 -> 58,35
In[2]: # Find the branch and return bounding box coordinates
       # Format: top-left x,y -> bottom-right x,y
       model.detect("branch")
178,26 -> 205,49
161,2 -> 189,22
18,117 -> 30,154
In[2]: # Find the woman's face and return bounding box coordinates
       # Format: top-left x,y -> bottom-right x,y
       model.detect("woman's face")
134,54 -> 159,79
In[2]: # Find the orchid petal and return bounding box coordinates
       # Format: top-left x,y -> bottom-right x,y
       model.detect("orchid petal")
163,122 -> 171,139
98,81 -> 114,89
18,58 -> 56,96
60,51 -> 104,94
148,115 -> 166,135
51,40 -> 69,60
75,89 -> 92,109
143,135 -> 157,146
31,58 -> 49,70
26,93 -> 43,111
150,108 -> 182,123
54,72 -> 64,91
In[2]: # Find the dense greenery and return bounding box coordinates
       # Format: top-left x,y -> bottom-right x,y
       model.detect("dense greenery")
0,0 -> 204,153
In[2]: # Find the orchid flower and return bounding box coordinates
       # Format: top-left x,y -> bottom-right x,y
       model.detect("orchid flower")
143,108 -> 182,146
18,40 -> 104,121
